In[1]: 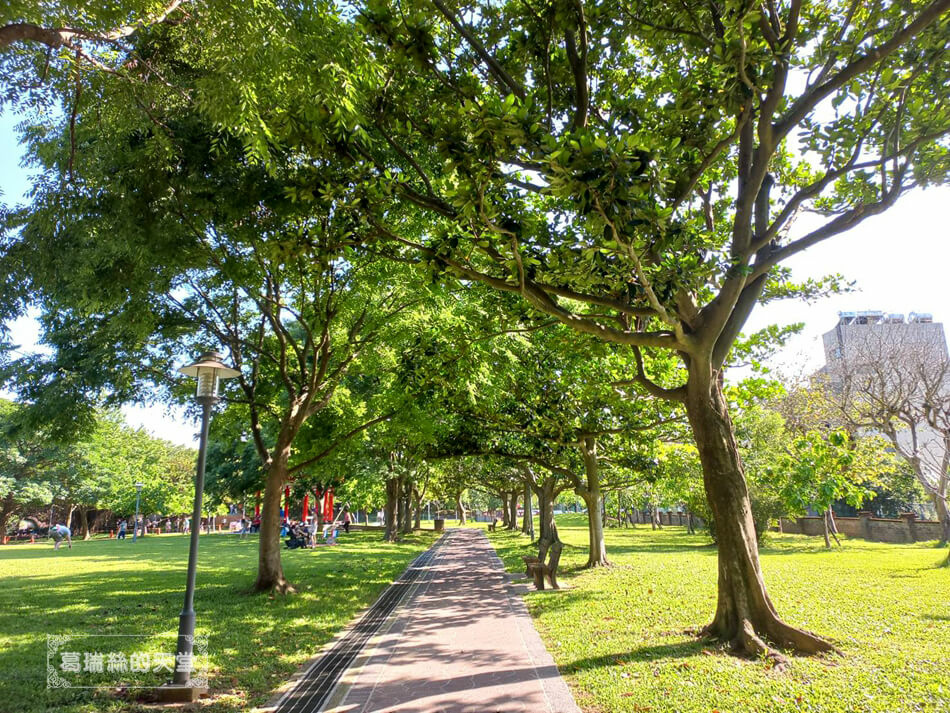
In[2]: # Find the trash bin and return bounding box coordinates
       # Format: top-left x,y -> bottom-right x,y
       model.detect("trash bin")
433,518 -> 445,532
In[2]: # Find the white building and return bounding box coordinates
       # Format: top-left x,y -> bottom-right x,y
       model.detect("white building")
820,310 -> 949,518
822,310 -> 947,365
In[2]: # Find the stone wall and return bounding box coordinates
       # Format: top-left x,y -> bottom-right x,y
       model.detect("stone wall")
779,512 -> 944,544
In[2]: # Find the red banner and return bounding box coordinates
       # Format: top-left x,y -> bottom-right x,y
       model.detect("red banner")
323,489 -> 334,522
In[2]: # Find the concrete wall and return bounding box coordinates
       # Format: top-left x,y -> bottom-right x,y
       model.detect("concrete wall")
779,512 -> 944,544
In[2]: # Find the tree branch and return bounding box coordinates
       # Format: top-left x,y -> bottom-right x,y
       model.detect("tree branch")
775,0 -> 950,139
429,0 -> 527,100
0,1 -> 189,50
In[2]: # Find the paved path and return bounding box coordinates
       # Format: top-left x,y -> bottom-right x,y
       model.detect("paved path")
322,528 -> 580,713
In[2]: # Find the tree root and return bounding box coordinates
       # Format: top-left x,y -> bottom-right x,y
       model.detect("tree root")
699,615 -> 839,666
736,620 -> 787,669
253,576 -> 297,595
766,618 -> 839,655
583,559 -> 612,569
271,579 -> 297,595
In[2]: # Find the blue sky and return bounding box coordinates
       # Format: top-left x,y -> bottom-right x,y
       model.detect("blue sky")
2,110 -> 948,445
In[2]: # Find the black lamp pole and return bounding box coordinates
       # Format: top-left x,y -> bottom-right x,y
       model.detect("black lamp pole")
167,351 -> 238,692
172,396 -> 214,686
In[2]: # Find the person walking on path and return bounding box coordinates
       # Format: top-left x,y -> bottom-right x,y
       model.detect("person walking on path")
50,523 -> 72,550
342,505 -> 352,534
117,519 -> 127,540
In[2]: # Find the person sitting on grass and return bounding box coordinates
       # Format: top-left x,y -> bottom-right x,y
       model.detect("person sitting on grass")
50,523 -> 72,550
285,521 -> 310,549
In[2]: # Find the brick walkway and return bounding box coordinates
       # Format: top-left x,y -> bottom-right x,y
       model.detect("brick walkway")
322,528 -> 581,713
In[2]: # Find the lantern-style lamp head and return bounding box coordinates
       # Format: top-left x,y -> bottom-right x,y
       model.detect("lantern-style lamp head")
179,351 -> 240,403
134,482 -> 144,491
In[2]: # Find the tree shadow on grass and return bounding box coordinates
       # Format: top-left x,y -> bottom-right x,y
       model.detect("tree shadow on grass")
0,531 -> 437,713
522,588 -> 596,616
595,542 -> 718,557
920,613 -> 950,622
0,534 -> 250,562
561,640 -> 709,674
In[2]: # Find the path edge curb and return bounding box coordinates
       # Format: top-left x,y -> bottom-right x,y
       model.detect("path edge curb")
252,533 -> 446,713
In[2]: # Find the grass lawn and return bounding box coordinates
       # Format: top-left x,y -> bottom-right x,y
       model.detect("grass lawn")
488,515 -> 950,713
0,528 -> 437,712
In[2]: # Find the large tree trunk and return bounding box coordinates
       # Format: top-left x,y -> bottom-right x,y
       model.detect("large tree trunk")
79,507 -> 91,540
578,437 -> 609,567
412,486 -> 422,530
685,374 -> 834,658
400,479 -> 413,535
579,489 -> 608,567
254,453 -> 295,594
535,477 -> 560,561
0,493 -> 15,541
525,483 -> 536,538
499,493 -> 510,528
825,507 -> 841,547
394,480 -> 402,532
384,477 -> 399,542
506,489 -> 517,531
455,492 -> 467,524
933,491 -> 950,547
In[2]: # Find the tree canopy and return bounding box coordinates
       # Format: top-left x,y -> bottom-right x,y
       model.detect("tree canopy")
2,0 -> 949,659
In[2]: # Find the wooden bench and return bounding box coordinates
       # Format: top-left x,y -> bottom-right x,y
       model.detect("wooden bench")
488,518 -> 498,532
522,545 -> 561,590
521,555 -> 540,575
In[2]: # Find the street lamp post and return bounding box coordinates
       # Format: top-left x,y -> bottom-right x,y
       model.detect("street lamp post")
160,351 -> 238,701
132,482 -> 144,543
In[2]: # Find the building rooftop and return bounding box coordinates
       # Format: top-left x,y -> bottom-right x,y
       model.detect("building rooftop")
836,310 -> 933,326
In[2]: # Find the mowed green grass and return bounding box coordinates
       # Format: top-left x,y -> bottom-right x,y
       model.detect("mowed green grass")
0,528 -> 437,712
488,515 -> 950,713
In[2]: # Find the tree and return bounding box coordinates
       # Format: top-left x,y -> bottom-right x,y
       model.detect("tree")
427,325 -> 679,566
4,100 -> 435,591
824,328 -> 950,545
653,443 -> 706,533
95,421 -> 195,520
0,399 -> 58,535
6,0 -> 950,657
333,0 -> 950,657
0,0 -> 191,118
776,430 -> 892,548
0,401 -> 195,537
731,400 -> 792,541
